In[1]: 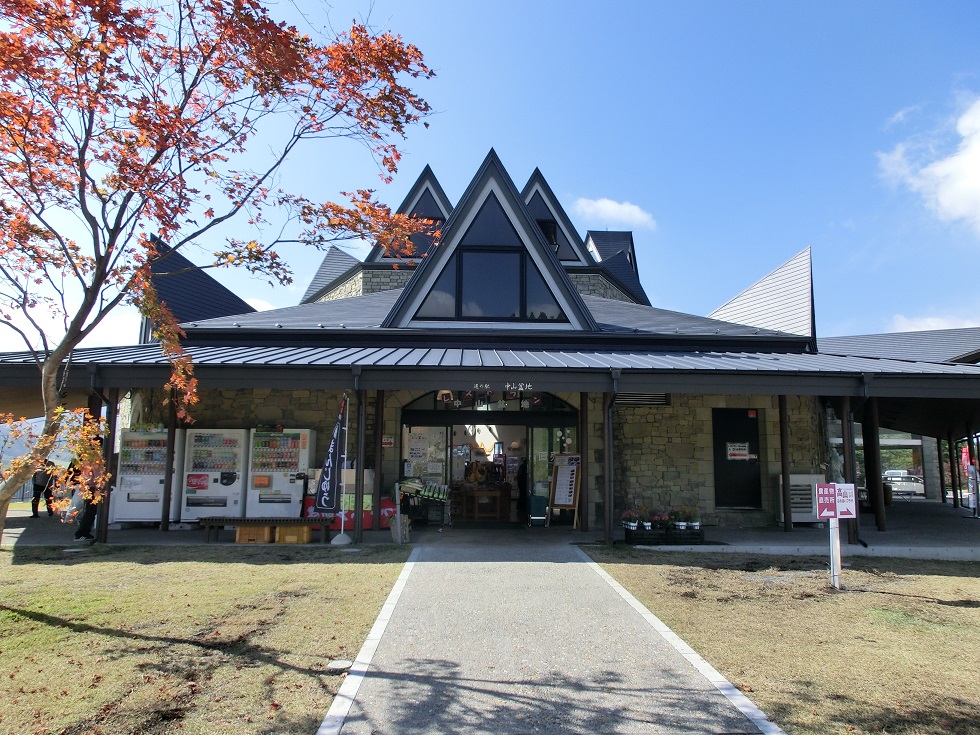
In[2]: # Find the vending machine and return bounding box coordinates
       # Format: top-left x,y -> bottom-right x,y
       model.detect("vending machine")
111,429 -> 185,523
246,429 -> 316,518
180,429 -> 249,521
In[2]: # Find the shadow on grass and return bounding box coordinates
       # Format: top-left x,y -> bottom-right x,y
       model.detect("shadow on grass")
764,678 -> 979,735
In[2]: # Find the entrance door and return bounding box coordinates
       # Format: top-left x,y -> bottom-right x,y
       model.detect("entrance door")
712,408 -> 762,508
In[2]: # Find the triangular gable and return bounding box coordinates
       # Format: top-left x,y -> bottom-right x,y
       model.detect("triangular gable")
708,247 -> 815,339
141,237 -> 256,343
300,245 -> 360,304
383,150 -> 597,331
521,168 -> 592,265
366,164 -> 453,263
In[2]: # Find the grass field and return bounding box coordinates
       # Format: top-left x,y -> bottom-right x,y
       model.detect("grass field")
1,541 -> 977,735
585,547 -> 980,735
0,543 -> 409,735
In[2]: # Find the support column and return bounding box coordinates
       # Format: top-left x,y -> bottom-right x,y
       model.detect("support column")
778,395 -> 792,532
602,391 -> 614,543
861,397 -> 886,532
937,437 -> 947,504
948,432 -> 960,509
161,391 -> 178,531
840,397 -> 860,544
353,388 -> 367,543
372,390 -> 384,532
579,392 -> 590,533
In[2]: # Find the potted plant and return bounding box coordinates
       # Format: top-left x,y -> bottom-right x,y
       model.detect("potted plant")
649,508 -> 670,528
638,505 -> 652,530
621,508 -> 641,530
688,507 -> 702,530
669,507 -> 687,530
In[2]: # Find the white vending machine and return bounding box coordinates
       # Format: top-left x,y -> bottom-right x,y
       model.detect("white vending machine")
246,429 -> 316,518
180,429 -> 249,521
111,430 -> 185,523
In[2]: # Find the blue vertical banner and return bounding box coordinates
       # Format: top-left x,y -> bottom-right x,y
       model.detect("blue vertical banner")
314,395 -> 347,513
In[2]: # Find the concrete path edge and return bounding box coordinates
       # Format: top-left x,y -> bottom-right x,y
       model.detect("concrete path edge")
576,547 -> 787,735
316,547 -> 422,735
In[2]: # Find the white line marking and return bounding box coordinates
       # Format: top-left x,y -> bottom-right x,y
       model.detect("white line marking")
577,548 -> 787,735
315,547 -> 421,735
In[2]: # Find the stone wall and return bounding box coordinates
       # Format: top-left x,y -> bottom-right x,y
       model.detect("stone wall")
569,273 -> 633,303
319,269 -> 414,302
610,394 -> 825,526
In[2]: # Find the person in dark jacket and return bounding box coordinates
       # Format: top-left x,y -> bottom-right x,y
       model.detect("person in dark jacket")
31,460 -> 55,517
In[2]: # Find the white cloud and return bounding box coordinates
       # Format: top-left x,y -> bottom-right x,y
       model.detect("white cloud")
889,313 -> 980,332
878,97 -> 980,236
573,197 -> 656,230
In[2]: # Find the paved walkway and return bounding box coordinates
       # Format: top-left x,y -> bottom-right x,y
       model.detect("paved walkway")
319,531 -> 781,735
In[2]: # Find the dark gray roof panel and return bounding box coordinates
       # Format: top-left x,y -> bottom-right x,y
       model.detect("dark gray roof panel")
300,246 -> 360,304
587,230 -> 635,262
819,328 -> 980,364
581,295 -> 788,337
594,251 -> 651,306
184,289 -> 403,331
7,343 -> 980,378
150,242 -> 256,323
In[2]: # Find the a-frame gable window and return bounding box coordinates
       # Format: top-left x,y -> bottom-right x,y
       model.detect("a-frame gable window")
415,248 -> 566,321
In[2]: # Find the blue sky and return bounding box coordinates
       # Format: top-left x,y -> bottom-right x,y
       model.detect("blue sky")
16,0 -> 980,349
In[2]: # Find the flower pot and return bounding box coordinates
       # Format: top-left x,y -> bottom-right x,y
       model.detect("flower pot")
673,521 -> 688,530
641,521 -> 652,530
624,521 -> 638,530
690,521 -> 701,530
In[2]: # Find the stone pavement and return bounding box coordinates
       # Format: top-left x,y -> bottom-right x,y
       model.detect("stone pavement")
318,532 -> 782,735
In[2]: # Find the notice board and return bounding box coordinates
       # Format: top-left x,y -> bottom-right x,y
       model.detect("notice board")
549,454 -> 581,509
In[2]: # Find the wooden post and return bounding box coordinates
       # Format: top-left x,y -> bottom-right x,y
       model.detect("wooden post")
353,388 -> 367,543
778,395 -> 793,532
948,432 -> 960,509
861,397 -> 886,532
372,390 -> 384,532
840,396 -> 860,544
603,391 -> 614,543
161,391 -> 178,531
937,437 -> 947,505
579,392 -> 590,533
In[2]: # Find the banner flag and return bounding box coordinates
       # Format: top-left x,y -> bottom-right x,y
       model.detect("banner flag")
314,396 -> 347,512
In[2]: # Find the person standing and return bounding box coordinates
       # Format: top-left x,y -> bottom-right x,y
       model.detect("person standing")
516,457 -> 529,522
72,439 -> 104,542
31,460 -> 55,517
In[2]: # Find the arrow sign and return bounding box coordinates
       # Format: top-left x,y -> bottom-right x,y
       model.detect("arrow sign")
816,483 -> 838,518
835,483 -> 857,518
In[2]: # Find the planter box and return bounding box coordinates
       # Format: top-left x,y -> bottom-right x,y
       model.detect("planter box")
624,526 -> 704,545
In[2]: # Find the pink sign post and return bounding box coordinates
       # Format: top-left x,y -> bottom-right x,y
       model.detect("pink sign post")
816,483 -> 848,589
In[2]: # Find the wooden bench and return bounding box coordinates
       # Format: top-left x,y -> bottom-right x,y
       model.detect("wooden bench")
198,516 -> 331,544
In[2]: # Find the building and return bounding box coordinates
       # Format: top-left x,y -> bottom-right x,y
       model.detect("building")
3,150 -> 980,541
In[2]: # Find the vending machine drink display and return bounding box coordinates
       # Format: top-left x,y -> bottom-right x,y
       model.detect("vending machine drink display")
246,429 -> 316,518
111,430 -> 184,523
180,429 -> 249,521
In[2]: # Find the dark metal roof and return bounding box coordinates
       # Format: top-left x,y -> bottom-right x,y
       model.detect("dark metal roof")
300,246 -> 360,304
819,328 -> 980,364
581,295 -> 786,337
592,251 -> 651,306
149,241 -> 256,324
587,230 -> 635,261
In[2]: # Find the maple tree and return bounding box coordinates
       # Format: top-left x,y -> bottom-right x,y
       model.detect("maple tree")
0,0 -> 435,539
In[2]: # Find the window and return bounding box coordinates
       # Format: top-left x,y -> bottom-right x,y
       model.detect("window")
414,248 -> 567,322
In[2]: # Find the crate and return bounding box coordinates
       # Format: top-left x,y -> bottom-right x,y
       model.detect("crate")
235,525 -> 273,544
275,525 -> 312,544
